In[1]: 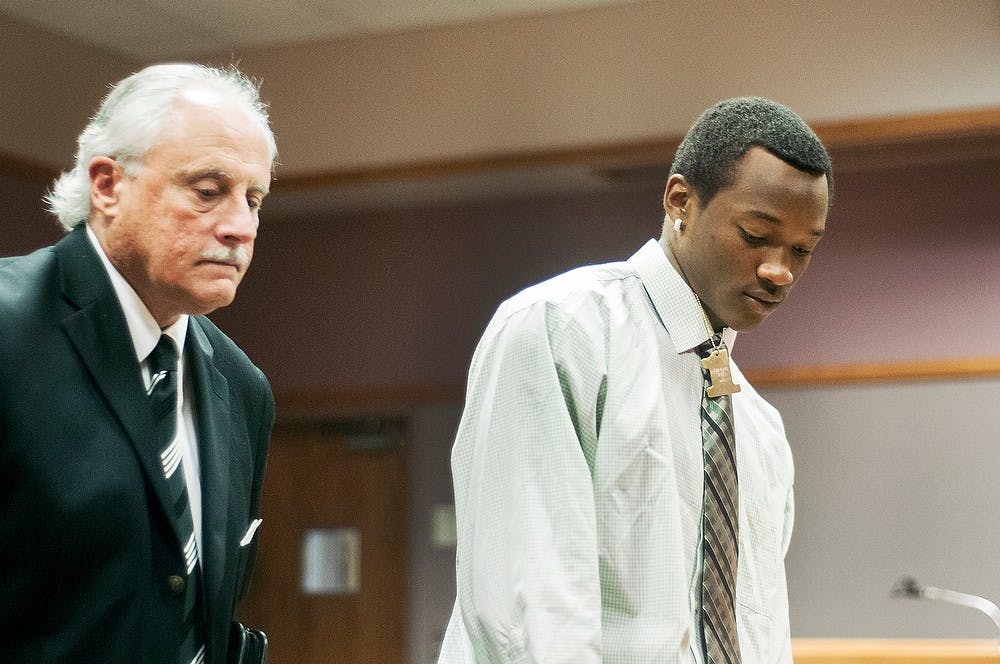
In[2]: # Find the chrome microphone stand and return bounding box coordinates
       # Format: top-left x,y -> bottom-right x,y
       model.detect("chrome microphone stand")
892,576 -> 1000,649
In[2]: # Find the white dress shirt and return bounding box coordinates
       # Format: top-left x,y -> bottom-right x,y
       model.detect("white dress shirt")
85,225 -> 203,559
439,239 -> 794,663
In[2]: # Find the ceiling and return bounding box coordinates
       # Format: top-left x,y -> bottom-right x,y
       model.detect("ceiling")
0,0 -> 640,60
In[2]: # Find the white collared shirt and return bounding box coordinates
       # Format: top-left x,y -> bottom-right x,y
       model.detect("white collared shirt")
440,239 -> 794,663
85,225 -> 202,559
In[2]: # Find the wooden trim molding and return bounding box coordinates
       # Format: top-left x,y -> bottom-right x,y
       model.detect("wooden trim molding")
744,357 -> 1000,388
272,106 -> 1000,192
273,358 -> 1000,416
4,107 -> 998,188
791,638 -> 1000,663
815,106 -> 1000,148
273,136 -> 683,191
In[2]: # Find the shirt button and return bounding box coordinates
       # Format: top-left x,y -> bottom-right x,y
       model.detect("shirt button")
167,575 -> 186,595
680,626 -> 692,651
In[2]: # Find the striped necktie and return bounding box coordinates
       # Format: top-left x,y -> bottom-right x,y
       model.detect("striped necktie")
148,335 -> 206,664
697,336 -> 741,664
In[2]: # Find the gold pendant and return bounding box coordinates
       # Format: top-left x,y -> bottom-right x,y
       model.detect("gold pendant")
702,347 -> 742,398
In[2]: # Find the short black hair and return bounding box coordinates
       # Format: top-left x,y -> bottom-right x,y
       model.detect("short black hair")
670,96 -> 833,206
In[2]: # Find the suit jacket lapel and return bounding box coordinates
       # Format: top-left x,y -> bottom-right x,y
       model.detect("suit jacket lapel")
56,227 -> 186,549
185,318 -> 232,632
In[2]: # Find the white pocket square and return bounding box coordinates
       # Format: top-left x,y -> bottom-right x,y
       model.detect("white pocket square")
239,518 -> 263,547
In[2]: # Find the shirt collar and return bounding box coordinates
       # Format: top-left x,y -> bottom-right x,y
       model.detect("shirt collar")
628,238 -> 737,354
85,224 -> 188,363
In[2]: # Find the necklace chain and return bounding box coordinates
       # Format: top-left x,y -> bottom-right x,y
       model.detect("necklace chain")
693,294 -> 722,351
663,237 -> 722,352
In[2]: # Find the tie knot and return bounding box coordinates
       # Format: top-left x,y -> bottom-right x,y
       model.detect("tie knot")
696,335 -> 724,359
148,335 -> 178,374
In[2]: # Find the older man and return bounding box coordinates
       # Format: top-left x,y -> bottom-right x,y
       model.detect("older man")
0,64 -> 275,663
440,97 -> 833,663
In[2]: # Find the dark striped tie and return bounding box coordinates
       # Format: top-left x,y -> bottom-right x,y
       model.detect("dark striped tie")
697,336 -> 741,664
148,335 -> 206,664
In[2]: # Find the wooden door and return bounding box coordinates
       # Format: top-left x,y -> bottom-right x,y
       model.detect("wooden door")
238,418 -> 408,663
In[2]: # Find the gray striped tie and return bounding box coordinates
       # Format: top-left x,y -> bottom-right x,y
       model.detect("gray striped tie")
697,336 -> 741,664
148,335 -> 206,664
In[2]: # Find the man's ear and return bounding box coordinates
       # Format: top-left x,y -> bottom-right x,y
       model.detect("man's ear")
89,157 -> 123,220
663,173 -> 691,220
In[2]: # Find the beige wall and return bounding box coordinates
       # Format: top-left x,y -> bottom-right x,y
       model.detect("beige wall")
200,0 -> 1000,175
3,1 -> 999,176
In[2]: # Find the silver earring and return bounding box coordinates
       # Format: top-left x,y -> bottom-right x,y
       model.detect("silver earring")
673,218 -> 685,232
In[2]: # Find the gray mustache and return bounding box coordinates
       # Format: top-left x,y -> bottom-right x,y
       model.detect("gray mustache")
200,246 -> 249,268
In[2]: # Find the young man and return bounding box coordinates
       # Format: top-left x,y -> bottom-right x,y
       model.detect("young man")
440,97 -> 832,663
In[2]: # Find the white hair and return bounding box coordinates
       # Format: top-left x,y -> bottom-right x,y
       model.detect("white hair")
45,63 -> 278,230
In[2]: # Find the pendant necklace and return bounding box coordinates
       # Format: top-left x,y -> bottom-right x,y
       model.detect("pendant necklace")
694,294 -> 741,398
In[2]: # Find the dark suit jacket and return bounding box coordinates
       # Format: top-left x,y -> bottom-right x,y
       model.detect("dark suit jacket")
0,226 -> 273,663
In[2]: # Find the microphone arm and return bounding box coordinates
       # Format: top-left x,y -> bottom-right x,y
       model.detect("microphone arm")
892,576 -> 1000,641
